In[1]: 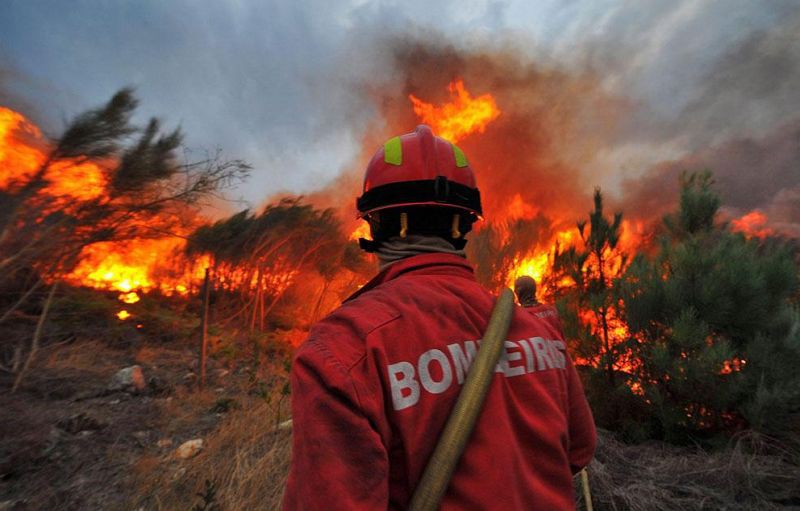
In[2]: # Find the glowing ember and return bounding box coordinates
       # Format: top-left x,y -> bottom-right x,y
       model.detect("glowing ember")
731,210 -> 773,239
409,79 -> 500,143
117,310 -> 131,320
119,292 -> 141,304
721,358 -> 746,375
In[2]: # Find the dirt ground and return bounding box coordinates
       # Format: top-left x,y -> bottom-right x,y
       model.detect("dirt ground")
3,337 -> 799,511
0,338 -> 285,510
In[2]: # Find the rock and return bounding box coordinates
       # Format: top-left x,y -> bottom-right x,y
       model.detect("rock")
175,439 -> 203,459
157,438 -> 173,448
109,365 -> 146,393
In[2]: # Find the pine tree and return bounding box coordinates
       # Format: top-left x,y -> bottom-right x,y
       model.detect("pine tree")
548,188 -> 627,385
620,171 -> 800,441
186,198 -> 368,331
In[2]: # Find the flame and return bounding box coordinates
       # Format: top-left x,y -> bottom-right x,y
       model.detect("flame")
64,238 -> 210,296
508,252 -> 549,288
505,193 -> 537,221
731,210 -> 773,239
45,159 -> 108,202
119,292 -> 141,304
0,106 -> 44,186
0,106 -> 107,202
504,229 -> 576,298
409,79 -> 500,143
350,222 -> 371,241
1,106 -> 213,301
117,310 -> 131,320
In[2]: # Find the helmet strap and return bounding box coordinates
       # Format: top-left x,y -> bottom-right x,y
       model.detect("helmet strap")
358,209 -> 472,253
451,214 -> 461,239
399,212 -> 408,239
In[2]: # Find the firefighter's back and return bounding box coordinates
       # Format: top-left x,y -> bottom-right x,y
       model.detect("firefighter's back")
317,255 -> 594,510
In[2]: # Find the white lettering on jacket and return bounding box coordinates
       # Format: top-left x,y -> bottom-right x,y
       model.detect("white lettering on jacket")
387,338 -> 568,411
388,361 -> 420,410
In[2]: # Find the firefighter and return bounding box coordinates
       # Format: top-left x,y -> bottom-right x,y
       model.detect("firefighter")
283,125 -> 596,510
514,275 -> 539,307
515,274 -> 563,323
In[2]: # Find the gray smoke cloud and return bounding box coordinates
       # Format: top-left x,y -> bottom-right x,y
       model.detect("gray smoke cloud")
2,0 -> 799,237
619,13 -> 800,236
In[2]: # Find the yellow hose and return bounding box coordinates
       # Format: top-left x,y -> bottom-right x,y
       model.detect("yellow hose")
580,468 -> 593,511
408,288 -> 516,511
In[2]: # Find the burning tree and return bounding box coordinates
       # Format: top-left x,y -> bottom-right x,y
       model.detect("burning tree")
467,215 -> 553,291
0,90 -> 248,378
547,189 -> 629,385
186,198 -> 368,334
620,172 -> 800,441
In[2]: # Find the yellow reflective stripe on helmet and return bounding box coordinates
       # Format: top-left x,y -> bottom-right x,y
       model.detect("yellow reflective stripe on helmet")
452,143 -> 468,167
384,136 -> 402,165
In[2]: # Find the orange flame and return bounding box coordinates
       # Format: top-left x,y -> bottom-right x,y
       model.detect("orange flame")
2,105 -> 210,302
0,107 -> 44,185
409,79 -> 500,143
116,310 -> 131,320
731,210 -> 773,239
119,292 -> 141,304
0,106 -> 107,202
64,238 -> 210,296
350,222 -> 371,241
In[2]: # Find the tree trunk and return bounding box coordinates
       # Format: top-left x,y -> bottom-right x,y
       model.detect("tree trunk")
12,282 -> 58,393
198,268 -> 211,391
597,250 -> 615,386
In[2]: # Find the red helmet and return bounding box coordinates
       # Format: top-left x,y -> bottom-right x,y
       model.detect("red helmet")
356,124 -> 482,218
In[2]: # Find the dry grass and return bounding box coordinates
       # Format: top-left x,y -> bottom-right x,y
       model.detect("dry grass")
42,338 -> 126,373
136,395 -> 291,510
580,429 -> 800,510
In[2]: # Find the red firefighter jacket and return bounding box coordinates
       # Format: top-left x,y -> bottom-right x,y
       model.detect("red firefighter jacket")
283,253 -> 596,510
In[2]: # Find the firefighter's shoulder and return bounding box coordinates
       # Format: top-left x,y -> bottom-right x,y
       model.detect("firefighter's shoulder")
300,288 -> 402,371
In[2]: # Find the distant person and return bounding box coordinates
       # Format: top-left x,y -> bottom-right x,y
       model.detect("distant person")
515,274 -> 561,322
514,275 -> 539,307
283,125 -> 596,510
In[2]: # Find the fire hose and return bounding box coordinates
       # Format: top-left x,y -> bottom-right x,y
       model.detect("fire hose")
407,288 -> 516,511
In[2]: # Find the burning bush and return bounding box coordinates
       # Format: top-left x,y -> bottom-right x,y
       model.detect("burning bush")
186,197 -> 371,335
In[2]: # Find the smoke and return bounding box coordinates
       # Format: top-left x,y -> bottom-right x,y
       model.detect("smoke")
621,14 -> 800,236
622,118 -> 800,236
674,15 -> 800,149
307,34 -> 628,241
5,1 -> 799,241
313,10 -> 800,243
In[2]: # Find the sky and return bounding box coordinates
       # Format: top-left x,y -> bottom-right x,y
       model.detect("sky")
1,0 -> 799,224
